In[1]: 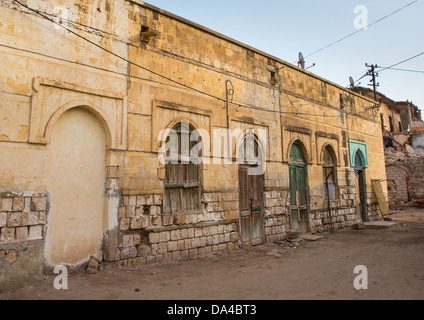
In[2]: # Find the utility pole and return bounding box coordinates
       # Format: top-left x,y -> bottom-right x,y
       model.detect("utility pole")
365,63 -> 379,101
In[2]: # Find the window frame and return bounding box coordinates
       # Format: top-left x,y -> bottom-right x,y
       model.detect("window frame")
163,122 -> 202,215
322,146 -> 338,201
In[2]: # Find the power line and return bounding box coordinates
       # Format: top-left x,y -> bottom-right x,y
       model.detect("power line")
350,51 -> 424,87
378,51 -> 424,73
377,67 -> 424,74
301,0 -> 419,60
354,73 -> 368,85
12,0 -> 374,120
352,65 -> 424,87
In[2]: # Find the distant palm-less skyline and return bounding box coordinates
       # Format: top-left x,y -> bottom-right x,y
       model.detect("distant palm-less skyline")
145,0 -> 424,111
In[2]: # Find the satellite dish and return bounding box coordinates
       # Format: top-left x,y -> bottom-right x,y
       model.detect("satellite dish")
349,76 -> 355,88
298,52 -> 305,69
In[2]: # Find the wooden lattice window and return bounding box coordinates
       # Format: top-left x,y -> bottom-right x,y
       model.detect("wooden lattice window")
163,122 -> 201,214
323,146 -> 337,200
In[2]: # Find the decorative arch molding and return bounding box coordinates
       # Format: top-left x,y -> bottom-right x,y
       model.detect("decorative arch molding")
282,125 -> 313,164
319,142 -> 338,164
44,101 -> 113,148
349,139 -> 369,168
354,149 -> 366,168
286,138 -> 310,164
152,100 -> 212,154
315,131 -> 341,166
157,117 -> 211,161
29,77 -> 128,150
236,131 -> 267,165
230,120 -> 269,162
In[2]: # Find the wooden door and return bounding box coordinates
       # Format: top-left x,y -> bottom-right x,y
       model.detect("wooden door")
239,165 -> 264,248
289,165 -> 308,234
289,142 -> 308,234
354,152 -> 367,222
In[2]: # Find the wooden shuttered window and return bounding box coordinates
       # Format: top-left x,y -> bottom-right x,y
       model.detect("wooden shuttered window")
323,146 -> 337,200
163,123 -> 201,214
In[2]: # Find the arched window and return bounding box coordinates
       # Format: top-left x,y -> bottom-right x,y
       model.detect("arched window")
238,132 -> 264,168
323,146 -> 337,200
290,141 -> 306,166
355,151 -> 363,170
163,122 -> 201,214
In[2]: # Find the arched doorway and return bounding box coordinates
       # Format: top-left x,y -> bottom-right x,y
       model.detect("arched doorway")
45,107 -> 107,266
289,141 -> 308,234
238,133 -> 264,248
354,151 -> 367,222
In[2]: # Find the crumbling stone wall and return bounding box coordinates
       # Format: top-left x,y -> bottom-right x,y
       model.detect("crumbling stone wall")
0,192 -> 47,291
386,165 -> 409,207
384,132 -> 424,207
401,159 -> 424,206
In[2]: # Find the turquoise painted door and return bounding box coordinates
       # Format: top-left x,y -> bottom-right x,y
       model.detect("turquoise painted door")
354,152 -> 367,222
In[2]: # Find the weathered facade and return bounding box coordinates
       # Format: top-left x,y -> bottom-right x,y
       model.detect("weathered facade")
352,87 -> 424,208
353,86 -> 423,134
0,0 -> 387,289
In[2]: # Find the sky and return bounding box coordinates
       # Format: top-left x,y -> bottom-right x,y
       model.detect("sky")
145,0 -> 424,111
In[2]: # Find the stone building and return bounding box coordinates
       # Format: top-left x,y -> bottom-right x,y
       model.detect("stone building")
352,86 -> 423,134
351,87 -> 424,208
0,0 -> 387,289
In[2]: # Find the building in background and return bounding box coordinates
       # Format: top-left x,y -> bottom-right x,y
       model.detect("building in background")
352,86 -> 423,134
352,87 -> 424,209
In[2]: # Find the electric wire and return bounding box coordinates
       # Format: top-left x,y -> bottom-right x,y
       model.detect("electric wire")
377,67 -> 424,74
353,73 -> 368,85
300,0 -> 419,61
378,51 -> 424,73
349,51 -> 424,90
12,0 -> 375,120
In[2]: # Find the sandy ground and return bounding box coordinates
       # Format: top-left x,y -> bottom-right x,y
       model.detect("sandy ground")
1,206 -> 424,301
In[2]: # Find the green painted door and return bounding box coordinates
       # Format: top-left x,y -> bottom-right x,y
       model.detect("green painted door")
289,143 -> 308,234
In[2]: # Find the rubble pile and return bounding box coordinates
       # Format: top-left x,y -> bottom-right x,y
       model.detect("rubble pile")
383,132 -> 421,164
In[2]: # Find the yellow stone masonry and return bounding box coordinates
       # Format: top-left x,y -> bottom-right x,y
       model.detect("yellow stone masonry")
0,0 -> 387,284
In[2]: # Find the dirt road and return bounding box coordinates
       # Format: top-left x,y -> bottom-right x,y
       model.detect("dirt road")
1,207 -> 424,300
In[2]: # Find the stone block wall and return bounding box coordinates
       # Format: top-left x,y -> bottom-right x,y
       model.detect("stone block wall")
0,191 -> 47,291
263,189 -> 290,243
386,165 -> 409,206
366,203 -> 383,221
400,159 -> 424,205
115,191 -> 240,266
0,192 -> 47,243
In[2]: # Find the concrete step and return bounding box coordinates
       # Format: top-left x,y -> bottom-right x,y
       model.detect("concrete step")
300,234 -> 325,241
364,221 -> 399,229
